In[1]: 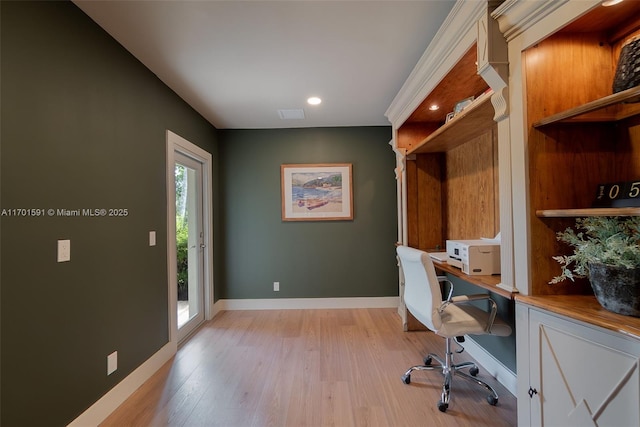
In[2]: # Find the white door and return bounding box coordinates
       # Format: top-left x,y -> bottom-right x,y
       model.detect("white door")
167,130 -> 213,345
175,152 -> 205,341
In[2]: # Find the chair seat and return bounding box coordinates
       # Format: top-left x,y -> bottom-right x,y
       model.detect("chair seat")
438,303 -> 512,338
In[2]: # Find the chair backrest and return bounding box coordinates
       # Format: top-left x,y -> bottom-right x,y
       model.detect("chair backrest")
396,245 -> 443,332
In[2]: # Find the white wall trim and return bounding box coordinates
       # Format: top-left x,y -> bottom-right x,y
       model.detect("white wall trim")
214,296 -> 400,311
464,336 -> 517,397
67,342 -> 176,427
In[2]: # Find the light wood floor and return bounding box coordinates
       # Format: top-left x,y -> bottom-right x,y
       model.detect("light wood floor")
102,309 -> 517,426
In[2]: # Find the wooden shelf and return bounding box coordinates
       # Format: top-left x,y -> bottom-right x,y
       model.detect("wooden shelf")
533,86 -> 640,127
432,259 -> 514,300
407,90 -> 495,154
536,207 -> 640,217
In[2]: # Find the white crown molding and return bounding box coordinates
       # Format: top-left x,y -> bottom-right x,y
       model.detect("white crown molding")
385,0 -> 488,128
492,0 -> 602,43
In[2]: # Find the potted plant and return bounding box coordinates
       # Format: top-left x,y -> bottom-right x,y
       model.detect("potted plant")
550,216 -> 640,316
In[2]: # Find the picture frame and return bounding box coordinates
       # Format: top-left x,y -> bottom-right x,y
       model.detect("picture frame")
281,163 -> 353,221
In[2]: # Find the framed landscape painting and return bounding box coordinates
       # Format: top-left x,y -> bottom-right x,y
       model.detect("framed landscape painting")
281,163 -> 353,221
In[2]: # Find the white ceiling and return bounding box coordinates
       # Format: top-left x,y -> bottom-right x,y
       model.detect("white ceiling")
73,1 -> 455,129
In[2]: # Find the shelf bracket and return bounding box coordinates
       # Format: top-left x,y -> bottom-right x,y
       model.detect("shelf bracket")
477,2 -> 509,122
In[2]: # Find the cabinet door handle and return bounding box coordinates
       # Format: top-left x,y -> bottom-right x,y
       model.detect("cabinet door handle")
528,387 -> 538,398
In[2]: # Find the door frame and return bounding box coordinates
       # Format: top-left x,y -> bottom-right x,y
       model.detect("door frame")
166,130 -> 214,344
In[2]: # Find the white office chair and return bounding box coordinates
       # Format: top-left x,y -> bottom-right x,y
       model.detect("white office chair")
396,245 -> 512,412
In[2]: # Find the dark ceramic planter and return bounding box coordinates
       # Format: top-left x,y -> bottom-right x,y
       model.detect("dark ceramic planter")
589,262 -> 640,317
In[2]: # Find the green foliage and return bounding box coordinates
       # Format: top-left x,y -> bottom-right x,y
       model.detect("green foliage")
175,164 -> 189,295
176,216 -> 188,292
550,216 -> 640,284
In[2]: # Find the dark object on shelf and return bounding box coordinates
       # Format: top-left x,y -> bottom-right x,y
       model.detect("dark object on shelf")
592,180 -> 640,208
589,263 -> 640,317
613,37 -> 640,100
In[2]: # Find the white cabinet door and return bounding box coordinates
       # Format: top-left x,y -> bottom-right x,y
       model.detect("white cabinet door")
527,308 -> 640,427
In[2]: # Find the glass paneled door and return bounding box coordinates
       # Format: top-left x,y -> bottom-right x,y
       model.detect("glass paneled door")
175,152 -> 205,341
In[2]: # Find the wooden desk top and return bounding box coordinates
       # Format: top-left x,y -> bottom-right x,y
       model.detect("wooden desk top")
516,294 -> 640,341
432,260 -> 514,300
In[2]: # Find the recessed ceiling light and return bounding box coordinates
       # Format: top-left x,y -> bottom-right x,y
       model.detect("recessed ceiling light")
429,104 -> 439,111
307,97 -> 322,105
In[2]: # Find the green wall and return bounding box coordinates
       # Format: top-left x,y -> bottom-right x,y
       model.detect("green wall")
219,128 -> 398,300
1,2 -> 219,425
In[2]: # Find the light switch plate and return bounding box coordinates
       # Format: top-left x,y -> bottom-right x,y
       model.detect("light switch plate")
57,239 -> 70,262
149,231 -> 156,246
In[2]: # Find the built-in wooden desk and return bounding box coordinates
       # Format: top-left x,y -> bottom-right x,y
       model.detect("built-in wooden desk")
432,259 -> 515,300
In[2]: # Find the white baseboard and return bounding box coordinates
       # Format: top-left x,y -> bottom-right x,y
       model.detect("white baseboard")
214,296 -> 400,311
67,341 -> 176,427
464,336 -> 517,396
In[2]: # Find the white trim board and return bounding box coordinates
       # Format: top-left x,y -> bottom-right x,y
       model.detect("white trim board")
68,342 -> 176,427
214,296 -> 400,312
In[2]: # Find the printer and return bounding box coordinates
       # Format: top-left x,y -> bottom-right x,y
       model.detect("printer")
446,239 -> 500,275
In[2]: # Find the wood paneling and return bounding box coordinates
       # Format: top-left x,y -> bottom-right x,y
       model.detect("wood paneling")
397,123 -> 439,151
404,45 -> 489,126
524,31 -> 633,295
524,33 -> 614,122
445,128 -> 498,240
524,10 -> 640,295
408,92 -> 496,154
560,2 -> 640,43
406,154 -> 445,250
405,127 -> 498,250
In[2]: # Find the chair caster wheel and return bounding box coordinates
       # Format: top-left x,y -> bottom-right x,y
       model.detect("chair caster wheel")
487,395 -> 498,406
469,366 -> 479,376
401,374 -> 411,384
437,401 -> 448,412
423,356 -> 432,366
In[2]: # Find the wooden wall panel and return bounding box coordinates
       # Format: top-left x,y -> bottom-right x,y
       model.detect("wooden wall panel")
445,128 -> 498,240
398,123 -> 439,152
524,33 -> 613,122
416,154 -> 445,250
406,159 -> 419,249
406,154 -> 445,251
529,124 -> 616,295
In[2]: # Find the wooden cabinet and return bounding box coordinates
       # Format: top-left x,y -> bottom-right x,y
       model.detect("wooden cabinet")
388,1 -> 517,391
494,0 -> 640,297
517,298 -> 640,426
493,1 -> 640,425
387,1 -> 516,317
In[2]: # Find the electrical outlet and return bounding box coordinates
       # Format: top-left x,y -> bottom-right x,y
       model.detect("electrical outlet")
57,239 -> 71,262
107,351 -> 118,375
273,281 -> 280,291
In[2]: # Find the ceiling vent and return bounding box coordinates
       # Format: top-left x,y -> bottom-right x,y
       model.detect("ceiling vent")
278,109 -> 305,120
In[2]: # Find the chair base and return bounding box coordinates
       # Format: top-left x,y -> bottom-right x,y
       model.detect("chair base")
401,338 -> 499,412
